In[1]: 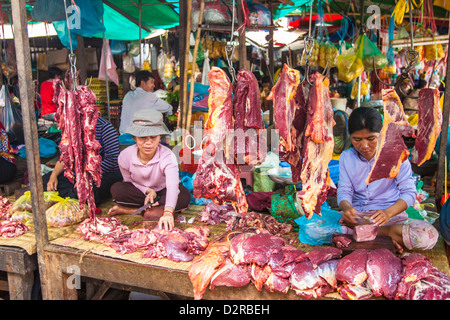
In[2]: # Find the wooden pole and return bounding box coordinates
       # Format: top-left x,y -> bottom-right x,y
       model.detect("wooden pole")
11,0 -> 50,299
177,0 -> 187,130
435,32 -> 450,212
186,0 -> 204,130
181,0 -> 192,131
75,35 -> 87,85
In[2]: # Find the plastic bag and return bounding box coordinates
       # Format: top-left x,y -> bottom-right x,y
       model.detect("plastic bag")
350,81 -> 369,99
45,197 -> 89,227
10,191 -> 63,226
318,41 -> 338,68
247,1 -> 271,26
157,50 -> 169,81
31,0 -> 67,21
337,46 -> 364,83
295,204 -> 343,245
0,86 -> 24,145
99,39 -> 120,86
359,34 -> 388,71
123,54 -> 136,74
110,40 -> 126,55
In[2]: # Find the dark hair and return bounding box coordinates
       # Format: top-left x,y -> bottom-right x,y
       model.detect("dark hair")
135,70 -> 155,87
348,107 -> 383,135
48,66 -> 63,79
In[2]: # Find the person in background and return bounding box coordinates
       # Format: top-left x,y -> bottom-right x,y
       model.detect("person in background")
119,70 -> 172,135
0,120 -> 17,184
43,117 -> 122,205
109,109 -> 190,231
40,66 -> 63,118
337,107 -> 438,252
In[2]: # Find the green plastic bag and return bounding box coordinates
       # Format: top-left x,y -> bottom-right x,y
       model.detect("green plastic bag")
253,167 -> 275,192
359,34 -> 388,71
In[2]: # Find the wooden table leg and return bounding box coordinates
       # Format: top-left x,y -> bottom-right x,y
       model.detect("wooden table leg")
7,271 -> 34,300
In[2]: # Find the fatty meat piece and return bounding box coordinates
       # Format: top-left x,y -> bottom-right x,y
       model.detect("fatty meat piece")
338,282 -> 374,300
209,258 -> 251,290
400,267 -> 450,300
353,224 -> 379,242
366,248 -> 402,299
189,237 -> 230,300
336,249 -> 369,285
264,272 -> 291,294
289,260 -> 332,299
250,263 -> 272,291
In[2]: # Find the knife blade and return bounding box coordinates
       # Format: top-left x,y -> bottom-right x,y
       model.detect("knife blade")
130,195 -> 161,216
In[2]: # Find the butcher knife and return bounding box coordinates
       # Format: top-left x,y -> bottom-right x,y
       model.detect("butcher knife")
130,195 -> 161,216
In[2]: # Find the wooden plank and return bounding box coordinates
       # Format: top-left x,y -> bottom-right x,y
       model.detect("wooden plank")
75,35 -> 87,85
10,0 -> 50,299
7,271 -> 34,300
0,247 -> 37,275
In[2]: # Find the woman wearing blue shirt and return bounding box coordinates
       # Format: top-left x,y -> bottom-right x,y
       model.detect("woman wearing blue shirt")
337,107 -> 438,252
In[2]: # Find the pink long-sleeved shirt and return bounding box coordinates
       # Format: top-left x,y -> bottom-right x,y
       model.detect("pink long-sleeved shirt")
118,144 -> 180,209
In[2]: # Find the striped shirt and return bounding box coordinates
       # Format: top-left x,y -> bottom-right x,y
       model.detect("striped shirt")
96,117 -> 120,173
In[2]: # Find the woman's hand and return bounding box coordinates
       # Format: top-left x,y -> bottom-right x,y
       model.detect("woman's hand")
47,174 -> 59,191
370,210 -> 391,226
158,210 -> 174,231
144,188 -> 158,206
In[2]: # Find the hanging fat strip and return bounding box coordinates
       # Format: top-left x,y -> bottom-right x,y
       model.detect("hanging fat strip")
410,88 -> 442,166
193,67 -> 248,215
53,75 -> 102,220
296,73 -> 335,218
366,89 -> 415,185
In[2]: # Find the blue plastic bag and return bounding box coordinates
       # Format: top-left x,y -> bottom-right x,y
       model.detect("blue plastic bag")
18,138 -> 57,159
295,203 -> 343,245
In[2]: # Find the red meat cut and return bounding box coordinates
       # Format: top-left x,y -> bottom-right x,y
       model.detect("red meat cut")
193,67 -> 248,215
336,249 -> 369,285
366,89 -> 415,184
353,223 -> 379,242
411,88 -> 442,166
209,258 -> 251,289
305,246 -> 342,268
233,70 -> 266,166
366,248 -> 402,299
296,73 -> 335,218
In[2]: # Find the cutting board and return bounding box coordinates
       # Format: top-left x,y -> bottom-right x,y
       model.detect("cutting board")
335,235 -> 397,255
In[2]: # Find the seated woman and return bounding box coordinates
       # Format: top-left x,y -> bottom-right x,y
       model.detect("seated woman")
0,121 -> 17,184
337,107 -> 438,252
108,109 -> 190,231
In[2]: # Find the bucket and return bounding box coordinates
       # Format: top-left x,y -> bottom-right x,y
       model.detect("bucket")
270,185 -> 304,228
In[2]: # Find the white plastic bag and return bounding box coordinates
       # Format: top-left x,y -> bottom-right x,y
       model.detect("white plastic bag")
201,50 -> 211,85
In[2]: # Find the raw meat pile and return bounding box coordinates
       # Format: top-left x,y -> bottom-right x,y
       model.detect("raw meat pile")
267,65 -> 335,218
225,211 -> 293,236
189,237 -> 450,300
77,217 -> 210,262
0,220 -> 29,238
0,196 -> 12,220
53,73 -> 102,220
193,68 -> 266,216
197,203 -> 293,237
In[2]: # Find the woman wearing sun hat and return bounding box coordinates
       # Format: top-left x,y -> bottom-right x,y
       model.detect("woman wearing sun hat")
108,108 -> 190,231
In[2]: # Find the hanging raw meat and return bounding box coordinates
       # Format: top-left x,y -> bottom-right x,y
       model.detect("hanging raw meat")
366,89 -> 415,184
54,74 -> 102,219
410,88 -> 442,166
266,64 -> 301,159
296,73 -> 335,218
193,67 -> 248,215
233,69 -> 266,166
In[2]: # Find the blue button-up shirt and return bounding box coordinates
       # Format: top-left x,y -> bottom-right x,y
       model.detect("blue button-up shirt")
337,148 -> 417,212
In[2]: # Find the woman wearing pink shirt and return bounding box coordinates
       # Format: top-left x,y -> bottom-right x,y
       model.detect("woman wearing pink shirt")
108,109 -> 190,230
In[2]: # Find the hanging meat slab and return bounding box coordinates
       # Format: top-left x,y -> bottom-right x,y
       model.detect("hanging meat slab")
233,69 -> 266,166
54,76 -> 102,219
410,88 -> 442,166
266,64 -> 301,156
193,67 -> 248,215
366,89 -> 415,185
296,73 -> 335,218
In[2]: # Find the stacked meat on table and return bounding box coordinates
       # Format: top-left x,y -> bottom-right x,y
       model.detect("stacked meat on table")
0,195 -> 28,238
189,234 -> 450,300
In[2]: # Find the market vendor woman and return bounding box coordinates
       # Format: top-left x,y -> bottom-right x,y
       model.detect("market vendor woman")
337,107 -> 439,252
108,109 -> 190,231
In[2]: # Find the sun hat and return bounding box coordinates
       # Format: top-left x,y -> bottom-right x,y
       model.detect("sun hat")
125,109 -> 170,137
